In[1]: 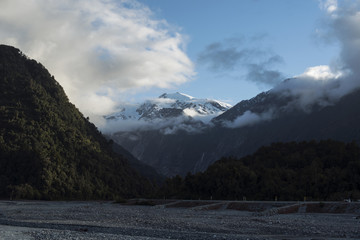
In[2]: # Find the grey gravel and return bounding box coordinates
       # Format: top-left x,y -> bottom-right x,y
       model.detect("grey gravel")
0,200 -> 359,240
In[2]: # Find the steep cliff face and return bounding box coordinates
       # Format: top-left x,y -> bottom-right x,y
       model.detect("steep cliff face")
0,45 -> 153,199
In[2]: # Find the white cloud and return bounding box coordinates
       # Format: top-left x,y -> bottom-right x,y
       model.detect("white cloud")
151,98 -> 177,106
320,0 -> 338,16
223,110 -> 274,129
273,1 -> 360,110
321,0 -> 360,79
101,114 -> 205,135
297,65 -> 343,81
0,0 -> 194,124
183,108 -> 200,118
183,108 -> 222,124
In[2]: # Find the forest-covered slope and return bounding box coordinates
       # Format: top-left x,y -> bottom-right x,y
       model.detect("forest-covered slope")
160,140 -> 360,201
0,45 -> 154,200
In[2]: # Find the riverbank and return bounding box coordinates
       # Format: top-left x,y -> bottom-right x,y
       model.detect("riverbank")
0,200 -> 359,239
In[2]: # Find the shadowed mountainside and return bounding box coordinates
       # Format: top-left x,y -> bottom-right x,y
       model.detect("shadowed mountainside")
159,140 -> 360,201
0,45 -> 154,200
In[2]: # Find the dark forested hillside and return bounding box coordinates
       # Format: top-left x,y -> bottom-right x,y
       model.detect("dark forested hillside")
159,140 -> 360,201
0,45 -> 153,200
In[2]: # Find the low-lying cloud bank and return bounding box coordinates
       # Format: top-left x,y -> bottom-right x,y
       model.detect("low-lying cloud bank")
0,0 -> 194,123
222,110 -> 274,129
102,115 -> 207,135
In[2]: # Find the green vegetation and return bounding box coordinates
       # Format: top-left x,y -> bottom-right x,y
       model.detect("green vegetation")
0,45 -> 154,200
159,140 -> 360,201
2,45 -> 359,202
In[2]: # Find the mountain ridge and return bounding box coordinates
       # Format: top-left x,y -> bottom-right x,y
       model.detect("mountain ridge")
0,44 -> 154,200
110,83 -> 360,177
105,92 -> 232,123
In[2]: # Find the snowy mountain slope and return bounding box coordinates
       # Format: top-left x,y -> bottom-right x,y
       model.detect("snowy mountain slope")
105,92 -> 232,124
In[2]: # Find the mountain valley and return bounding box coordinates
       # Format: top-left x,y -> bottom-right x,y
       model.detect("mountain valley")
1,43 -> 360,202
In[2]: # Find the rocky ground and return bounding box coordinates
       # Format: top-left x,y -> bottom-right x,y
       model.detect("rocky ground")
0,200 -> 359,240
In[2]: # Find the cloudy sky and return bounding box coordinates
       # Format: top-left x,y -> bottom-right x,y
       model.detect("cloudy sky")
0,0 -> 359,126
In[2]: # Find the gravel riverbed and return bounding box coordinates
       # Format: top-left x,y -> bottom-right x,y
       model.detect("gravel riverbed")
0,200 -> 359,240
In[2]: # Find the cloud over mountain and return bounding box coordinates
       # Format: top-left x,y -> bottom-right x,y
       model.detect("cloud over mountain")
0,0 -> 194,122
102,92 -> 231,134
215,0 -> 360,129
222,110 -> 274,129
273,0 -> 360,110
197,0 -> 360,119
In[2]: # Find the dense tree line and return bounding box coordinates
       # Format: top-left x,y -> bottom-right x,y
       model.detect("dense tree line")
159,140 -> 360,201
0,45 -> 154,200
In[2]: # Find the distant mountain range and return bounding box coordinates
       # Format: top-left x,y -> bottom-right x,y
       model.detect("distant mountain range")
109,83 -> 360,177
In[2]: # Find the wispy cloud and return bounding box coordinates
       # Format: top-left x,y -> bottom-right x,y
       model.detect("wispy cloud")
222,110 -> 274,129
246,54 -> 284,86
102,115 -> 206,135
0,0 -> 195,123
197,37 -> 285,86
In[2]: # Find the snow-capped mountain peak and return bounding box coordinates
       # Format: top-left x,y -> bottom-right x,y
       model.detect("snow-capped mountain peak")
159,92 -> 194,101
105,92 -> 232,124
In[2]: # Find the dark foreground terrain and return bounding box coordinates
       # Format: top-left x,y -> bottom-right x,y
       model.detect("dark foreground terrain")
0,200 -> 359,240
